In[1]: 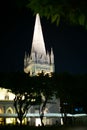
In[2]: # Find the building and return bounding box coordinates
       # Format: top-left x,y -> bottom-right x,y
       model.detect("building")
0,88 -> 15,125
0,14 -> 61,126
23,13 -> 61,125
24,13 -> 55,76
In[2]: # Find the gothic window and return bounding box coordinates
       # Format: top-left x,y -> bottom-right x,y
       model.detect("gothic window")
6,107 -> 14,124
6,107 -> 13,114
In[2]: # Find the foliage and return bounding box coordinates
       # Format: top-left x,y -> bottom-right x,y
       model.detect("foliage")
0,72 -> 87,125
26,0 -> 87,28
1,72 -> 56,125
1,72 -> 42,125
31,73 -> 56,126
54,72 -> 87,110
52,72 -> 87,124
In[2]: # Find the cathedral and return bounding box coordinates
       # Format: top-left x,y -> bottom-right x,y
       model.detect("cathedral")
0,14 -> 61,126
24,13 -> 55,76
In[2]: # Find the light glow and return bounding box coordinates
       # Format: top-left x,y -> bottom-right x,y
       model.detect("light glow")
32,14 -> 46,54
36,118 -> 41,126
0,88 -> 15,100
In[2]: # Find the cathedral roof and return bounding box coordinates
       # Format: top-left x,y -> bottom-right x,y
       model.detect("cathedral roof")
31,13 -> 46,55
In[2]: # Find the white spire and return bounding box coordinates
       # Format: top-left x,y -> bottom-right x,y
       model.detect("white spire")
24,13 -> 55,75
31,13 -> 46,55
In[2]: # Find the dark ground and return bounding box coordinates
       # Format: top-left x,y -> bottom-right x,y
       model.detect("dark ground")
0,125 -> 87,130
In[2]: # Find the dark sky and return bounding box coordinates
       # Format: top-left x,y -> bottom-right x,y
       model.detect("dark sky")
0,2 -> 87,74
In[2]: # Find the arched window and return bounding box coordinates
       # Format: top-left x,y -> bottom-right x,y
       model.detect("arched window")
6,107 -> 14,124
6,107 -> 13,114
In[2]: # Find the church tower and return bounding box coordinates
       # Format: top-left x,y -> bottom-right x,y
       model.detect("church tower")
24,13 -> 55,76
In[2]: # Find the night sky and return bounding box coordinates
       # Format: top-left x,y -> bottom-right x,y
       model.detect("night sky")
0,2 -> 87,74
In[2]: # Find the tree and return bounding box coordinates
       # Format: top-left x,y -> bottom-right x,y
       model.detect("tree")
13,90 -> 41,125
26,0 -> 87,28
2,71 -> 56,126
2,72 -> 41,125
54,72 -> 87,125
2,71 -> 87,125
34,73 -> 56,126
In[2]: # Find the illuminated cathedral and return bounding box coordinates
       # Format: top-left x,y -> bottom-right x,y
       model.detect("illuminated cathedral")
0,14 -> 61,125
24,13 -> 55,76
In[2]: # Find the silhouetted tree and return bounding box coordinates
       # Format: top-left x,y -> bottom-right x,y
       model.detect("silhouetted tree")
54,72 -> 87,125
33,73 -> 56,126
2,72 -> 41,125
1,72 -> 87,125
